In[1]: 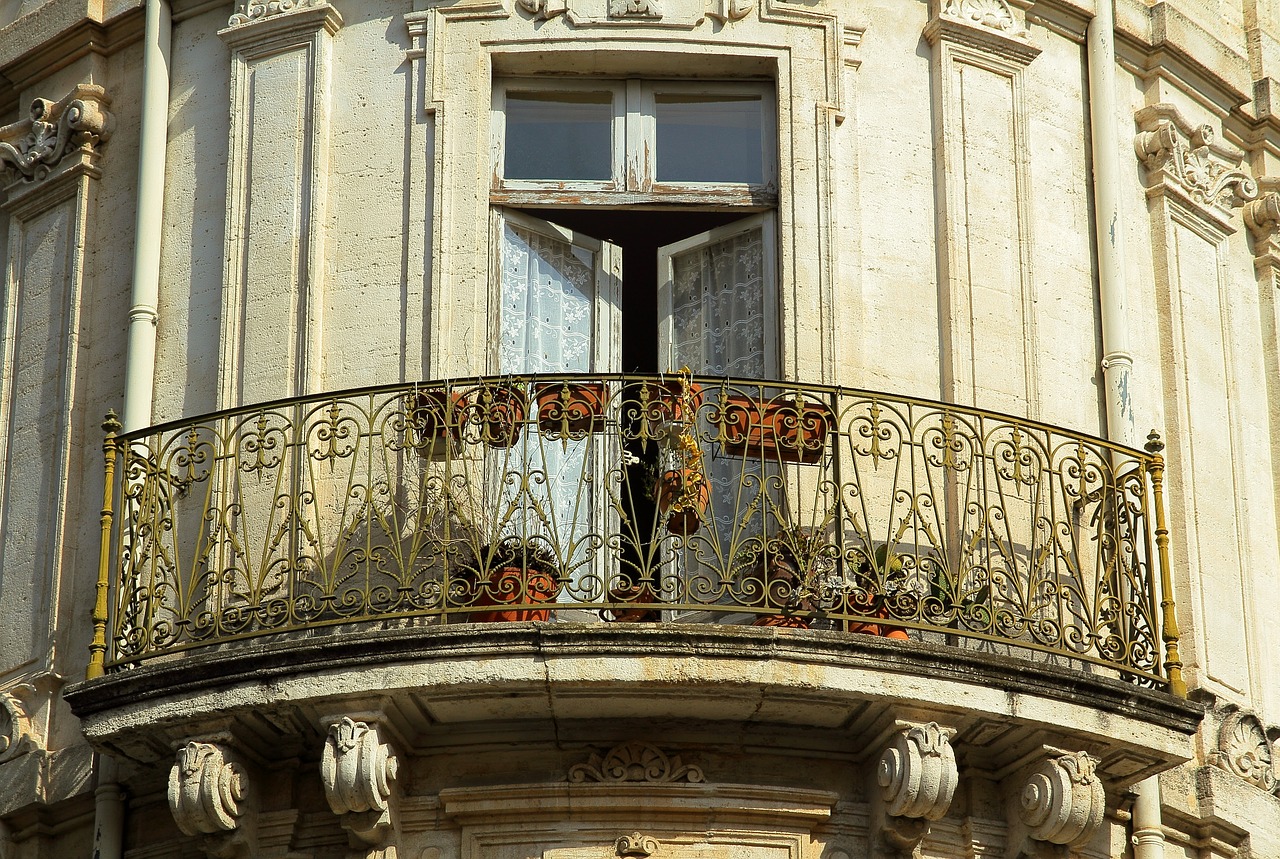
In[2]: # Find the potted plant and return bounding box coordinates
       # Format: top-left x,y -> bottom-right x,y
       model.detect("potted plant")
467,537 -> 561,622
602,574 -> 662,623
717,392 -> 834,464
535,381 -> 608,437
631,375 -> 705,427
473,383 -> 527,448
845,545 -> 910,640
735,528 -> 833,629
654,371 -> 710,536
406,387 -> 467,456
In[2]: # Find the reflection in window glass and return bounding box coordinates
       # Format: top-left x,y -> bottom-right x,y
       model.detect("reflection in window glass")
505,91 -> 613,181
655,94 -> 764,184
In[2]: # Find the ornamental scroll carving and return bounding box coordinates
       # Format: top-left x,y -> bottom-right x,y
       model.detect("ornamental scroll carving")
941,0 -> 1023,34
608,0 -> 662,18
1014,750 -> 1105,857
0,86 -> 113,185
1210,709 -> 1279,795
568,742 -> 704,784
616,833 -> 659,857
1244,180 -> 1280,254
321,717 -> 401,847
1134,105 -> 1258,219
871,722 -> 958,857
228,0 -> 318,26
168,741 -> 255,858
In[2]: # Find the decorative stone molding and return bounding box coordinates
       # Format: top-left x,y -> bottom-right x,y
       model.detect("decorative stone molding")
1011,750 -> 1105,857
705,0 -> 753,22
228,0 -> 318,26
1134,105 -> 1258,226
609,0 -> 662,17
0,674 -> 61,763
1209,709 -> 1279,795
1244,178 -> 1280,268
568,742 -> 705,784
615,832 -> 659,857
168,741 -> 255,858
0,85 -> 113,187
869,722 -> 959,857
321,716 -> 401,848
0,693 -> 34,762
924,0 -> 1039,64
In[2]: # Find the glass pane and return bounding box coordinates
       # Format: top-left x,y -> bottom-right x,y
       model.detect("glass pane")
655,94 -> 764,184
504,91 -> 613,181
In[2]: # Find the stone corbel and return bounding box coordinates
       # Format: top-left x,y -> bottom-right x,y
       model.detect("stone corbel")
0,85 -> 113,194
1005,748 -> 1105,859
321,716 -> 402,855
923,0 -> 1040,66
1134,105 -> 1258,227
867,721 -> 959,858
168,740 -> 257,859
1244,178 -> 1280,266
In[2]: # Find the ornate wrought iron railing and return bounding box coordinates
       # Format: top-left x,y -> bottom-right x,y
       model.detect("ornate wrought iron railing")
86,375 -> 1184,694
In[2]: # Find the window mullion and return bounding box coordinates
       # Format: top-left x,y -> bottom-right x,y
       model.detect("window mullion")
625,80 -> 650,192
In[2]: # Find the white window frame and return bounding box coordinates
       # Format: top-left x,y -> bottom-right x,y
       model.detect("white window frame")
491,78 -> 777,204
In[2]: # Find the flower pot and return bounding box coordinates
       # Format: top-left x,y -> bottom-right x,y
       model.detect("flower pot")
536,382 -> 607,437
470,565 -> 559,622
475,385 -> 526,448
636,379 -> 704,424
656,467 -> 710,536
407,389 -> 467,456
718,395 -> 834,464
742,550 -> 816,628
845,591 -> 908,639
752,613 -> 810,629
603,581 -> 661,623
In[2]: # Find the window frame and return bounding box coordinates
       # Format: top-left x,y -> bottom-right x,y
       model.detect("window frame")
491,77 -> 778,207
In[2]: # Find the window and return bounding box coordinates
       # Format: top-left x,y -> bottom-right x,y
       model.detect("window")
488,79 -> 779,590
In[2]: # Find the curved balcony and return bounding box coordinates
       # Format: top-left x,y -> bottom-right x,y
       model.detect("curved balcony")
85,374 -> 1184,696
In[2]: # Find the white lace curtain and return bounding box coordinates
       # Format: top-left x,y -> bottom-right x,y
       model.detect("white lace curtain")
668,227 -> 767,377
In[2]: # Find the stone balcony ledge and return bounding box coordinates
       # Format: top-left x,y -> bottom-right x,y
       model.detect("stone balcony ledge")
66,622 -> 1202,787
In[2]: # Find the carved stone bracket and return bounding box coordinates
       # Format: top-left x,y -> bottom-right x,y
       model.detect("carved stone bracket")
616,832 -> 659,857
168,740 -> 257,859
869,722 -> 959,857
228,0 -> 318,26
1134,104 -> 1258,226
1209,707 -> 1279,795
321,716 -> 402,850
1009,749 -> 1105,859
1244,178 -> 1280,268
0,85 -> 113,189
568,742 -> 705,784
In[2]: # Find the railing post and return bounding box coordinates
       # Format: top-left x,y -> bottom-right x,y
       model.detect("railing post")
1145,430 -> 1186,697
87,411 -> 123,680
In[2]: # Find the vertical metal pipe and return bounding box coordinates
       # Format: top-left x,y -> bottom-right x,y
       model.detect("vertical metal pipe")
122,0 -> 171,433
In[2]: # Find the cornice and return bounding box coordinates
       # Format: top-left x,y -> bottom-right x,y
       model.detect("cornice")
0,5 -> 144,96
219,2 -> 343,50
923,0 -> 1042,67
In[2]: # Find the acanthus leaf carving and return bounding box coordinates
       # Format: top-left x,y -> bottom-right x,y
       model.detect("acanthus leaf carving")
0,85 -> 113,186
1209,709 -> 1279,795
228,0 -> 317,26
321,716 -> 401,849
1134,105 -> 1259,219
871,722 -> 958,857
1015,750 -> 1105,855
568,742 -> 704,784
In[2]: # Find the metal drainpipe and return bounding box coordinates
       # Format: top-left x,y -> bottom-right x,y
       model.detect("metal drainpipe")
121,0 -> 171,433
1087,2 -> 1164,857
94,3 -> 172,858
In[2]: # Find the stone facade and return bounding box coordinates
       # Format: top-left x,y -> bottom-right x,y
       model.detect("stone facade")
0,0 -> 1278,857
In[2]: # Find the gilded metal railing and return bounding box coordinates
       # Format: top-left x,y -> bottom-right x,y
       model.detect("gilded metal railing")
88,375 -> 1183,693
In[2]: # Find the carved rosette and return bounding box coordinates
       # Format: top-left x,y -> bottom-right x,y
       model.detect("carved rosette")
1134,106 -> 1258,220
878,722 -> 959,821
1017,751 -> 1105,848
168,742 -> 250,836
0,85 -> 113,186
321,717 -> 400,815
228,0 -> 316,26
569,742 -> 704,783
1210,710 -> 1279,795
